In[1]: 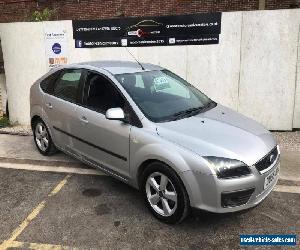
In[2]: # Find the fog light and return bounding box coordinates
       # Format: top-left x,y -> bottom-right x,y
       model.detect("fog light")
221,188 -> 255,208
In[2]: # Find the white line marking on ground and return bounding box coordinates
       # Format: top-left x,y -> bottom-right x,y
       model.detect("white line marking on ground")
0,162 -> 106,176
279,176 -> 300,182
274,185 -> 300,194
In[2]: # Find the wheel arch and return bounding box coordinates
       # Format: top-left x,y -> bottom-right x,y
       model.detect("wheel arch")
31,115 -> 42,131
136,157 -> 192,223
132,142 -> 195,183
133,146 -> 191,190
137,159 -> 167,189
30,114 -> 54,142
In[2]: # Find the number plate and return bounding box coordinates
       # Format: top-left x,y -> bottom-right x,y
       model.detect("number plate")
264,167 -> 279,190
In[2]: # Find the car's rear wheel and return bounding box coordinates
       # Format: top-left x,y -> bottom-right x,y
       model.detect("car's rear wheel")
141,162 -> 190,224
33,119 -> 57,155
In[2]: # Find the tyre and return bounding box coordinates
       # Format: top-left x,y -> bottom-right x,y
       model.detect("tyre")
141,162 -> 190,224
33,119 -> 57,156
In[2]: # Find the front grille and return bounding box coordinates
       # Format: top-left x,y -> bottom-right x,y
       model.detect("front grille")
221,188 -> 255,208
255,146 -> 278,172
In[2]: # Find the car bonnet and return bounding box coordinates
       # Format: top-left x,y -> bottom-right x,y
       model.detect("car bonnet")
156,105 -> 277,166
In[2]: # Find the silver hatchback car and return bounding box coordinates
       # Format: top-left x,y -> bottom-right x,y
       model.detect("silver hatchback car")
30,61 -> 280,223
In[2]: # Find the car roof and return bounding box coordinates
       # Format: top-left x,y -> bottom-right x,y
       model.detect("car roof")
73,60 -> 164,75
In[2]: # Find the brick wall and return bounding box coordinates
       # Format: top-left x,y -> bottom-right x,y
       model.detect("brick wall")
266,0 -> 300,9
0,0 -> 299,23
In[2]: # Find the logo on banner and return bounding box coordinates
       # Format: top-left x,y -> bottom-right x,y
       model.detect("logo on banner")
52,43 -> 62,54
121,39 -> 128,46
169,38 -> 175,44
76,40 -> 83,48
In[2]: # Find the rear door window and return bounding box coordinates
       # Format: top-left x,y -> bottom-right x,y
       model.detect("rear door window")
40,70 -> 61,94
53,69 -> 83,103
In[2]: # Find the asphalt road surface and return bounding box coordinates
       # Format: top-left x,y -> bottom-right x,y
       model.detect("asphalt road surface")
0,167 -> 299,250
0,134 -> 299,249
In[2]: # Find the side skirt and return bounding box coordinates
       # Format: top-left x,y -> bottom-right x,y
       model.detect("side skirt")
56,145 -> 130,184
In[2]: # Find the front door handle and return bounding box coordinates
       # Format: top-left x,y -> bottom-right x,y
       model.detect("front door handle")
46,103 -> 53,109
80,116 -> 89,124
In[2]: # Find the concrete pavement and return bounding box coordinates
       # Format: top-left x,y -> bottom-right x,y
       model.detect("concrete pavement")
0,134 -> 77,164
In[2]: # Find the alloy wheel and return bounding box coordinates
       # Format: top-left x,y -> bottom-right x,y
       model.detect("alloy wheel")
35,122 -> 49,152
145,172 -> 178,217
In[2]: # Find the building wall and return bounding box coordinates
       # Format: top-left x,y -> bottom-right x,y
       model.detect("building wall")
185,12 -> 242,111
0,22 -> 45,124
0,9 -> 299,130
0,0 -> 299,23
293,24 -> 300,128
239,10 -> 300,130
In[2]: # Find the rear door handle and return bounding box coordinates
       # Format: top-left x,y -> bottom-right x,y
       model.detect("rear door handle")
45,103 -> 53,109
80,116 -> 89,124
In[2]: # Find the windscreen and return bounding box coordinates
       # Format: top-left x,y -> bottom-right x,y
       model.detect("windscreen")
115,70 -> 214,122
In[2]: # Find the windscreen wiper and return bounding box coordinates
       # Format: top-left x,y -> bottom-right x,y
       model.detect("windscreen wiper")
172,107 -> 203,120
171,101 -> 217,121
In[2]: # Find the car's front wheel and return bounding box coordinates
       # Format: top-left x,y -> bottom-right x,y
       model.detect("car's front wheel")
141,162 -> 190,224
33,119 -> 57,156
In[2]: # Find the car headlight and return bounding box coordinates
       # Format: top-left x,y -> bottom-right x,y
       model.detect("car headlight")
203,156 -> 251,179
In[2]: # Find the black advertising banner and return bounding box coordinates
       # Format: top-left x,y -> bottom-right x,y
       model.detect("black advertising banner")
72,12 -> 221,48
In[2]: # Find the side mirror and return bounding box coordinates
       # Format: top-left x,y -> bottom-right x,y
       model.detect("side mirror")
105,108 -> 126,121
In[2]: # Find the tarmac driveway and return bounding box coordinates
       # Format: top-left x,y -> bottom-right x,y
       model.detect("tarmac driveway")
0,134 -> 299,249
0,168 -> 299,250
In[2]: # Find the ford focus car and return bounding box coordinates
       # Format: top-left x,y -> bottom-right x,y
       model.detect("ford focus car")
30,61 -> 280,224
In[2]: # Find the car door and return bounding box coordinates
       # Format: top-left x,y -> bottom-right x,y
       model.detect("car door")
73,70 -> 134,179
43,68 -> 84,154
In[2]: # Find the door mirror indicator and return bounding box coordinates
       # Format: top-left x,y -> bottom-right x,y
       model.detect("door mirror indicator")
105,108 -> 126,121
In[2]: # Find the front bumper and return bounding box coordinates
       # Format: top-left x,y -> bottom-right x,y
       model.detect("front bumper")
180,159 -> 280,213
